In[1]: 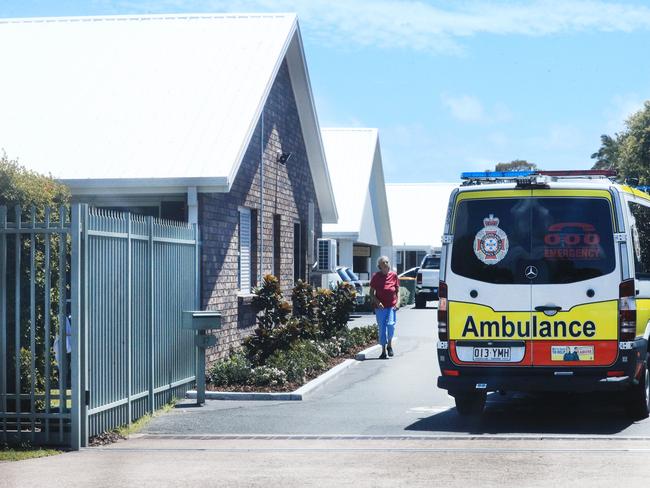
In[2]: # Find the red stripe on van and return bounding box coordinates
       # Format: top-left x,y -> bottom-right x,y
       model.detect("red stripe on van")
530,341 -> 617,367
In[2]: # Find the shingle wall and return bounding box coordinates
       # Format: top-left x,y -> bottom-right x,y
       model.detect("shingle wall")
199,60 -> 323,362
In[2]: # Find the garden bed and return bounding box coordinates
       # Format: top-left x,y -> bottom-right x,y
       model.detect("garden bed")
206,275 -> 378,394
207,340 -> 375,393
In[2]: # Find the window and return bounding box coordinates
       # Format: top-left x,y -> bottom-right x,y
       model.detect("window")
250,209 -> 258,287
308,202 -> 315,266
273,214 -> 281,279
451,197 -> 615,284
238,207 -> 252,293
629,202 -> 650,279
293,222 -> 305,283
421,256 -> 440,269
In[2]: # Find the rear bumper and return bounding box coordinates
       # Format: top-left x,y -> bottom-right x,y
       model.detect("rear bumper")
416,286 -> 438,300
438,373 -> 633,393
437,338 -> 647,394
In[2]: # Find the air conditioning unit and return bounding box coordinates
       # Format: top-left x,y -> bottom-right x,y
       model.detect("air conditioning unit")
316,238 -> 337,272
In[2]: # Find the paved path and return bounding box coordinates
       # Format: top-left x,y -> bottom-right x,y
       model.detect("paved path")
4,437 -> 650,487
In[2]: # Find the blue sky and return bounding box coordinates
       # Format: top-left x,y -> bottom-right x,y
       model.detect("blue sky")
2,0 -> 650,183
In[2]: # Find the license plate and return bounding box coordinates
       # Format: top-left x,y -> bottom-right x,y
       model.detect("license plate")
472,346 -> 511,362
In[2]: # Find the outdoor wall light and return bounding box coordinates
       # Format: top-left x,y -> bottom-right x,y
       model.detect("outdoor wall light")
277,151 -> 293,164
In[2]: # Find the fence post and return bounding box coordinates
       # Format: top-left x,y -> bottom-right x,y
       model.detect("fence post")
0,206 -> 6,442
127,213 -> 132,426
29,207 -> 36,442
194,223 -> 200,310
14,206 -> 21,436
70,204 -> 82,450
194,223 -> 200,386
148,216 -> 154,414
57,205 -> 67,443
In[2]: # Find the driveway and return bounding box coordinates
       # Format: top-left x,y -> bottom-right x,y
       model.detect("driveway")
142,304 -> 650,437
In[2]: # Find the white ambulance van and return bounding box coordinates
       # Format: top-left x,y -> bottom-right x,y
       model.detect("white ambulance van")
437,170 -> 650,417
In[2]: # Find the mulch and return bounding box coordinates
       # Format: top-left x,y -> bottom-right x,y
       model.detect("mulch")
89,430 -> 126,446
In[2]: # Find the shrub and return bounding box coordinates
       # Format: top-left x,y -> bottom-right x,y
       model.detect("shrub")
208,351 -> 252,387
251,274 -> 291,331
249,366 -> 287,387
344,325 -> 378,352
266,340 -> 329,383
318,337 -> 344,357
291,279 -> 316,321
399,287 -> 412,307
244,275 -> 293,365
316,282 -> 357,339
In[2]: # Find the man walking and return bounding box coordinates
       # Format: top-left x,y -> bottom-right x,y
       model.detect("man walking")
369,256 -> 400,359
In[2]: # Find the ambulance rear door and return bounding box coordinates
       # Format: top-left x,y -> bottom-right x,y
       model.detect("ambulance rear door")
527,190 -> 619,367
446,189 -> 534,367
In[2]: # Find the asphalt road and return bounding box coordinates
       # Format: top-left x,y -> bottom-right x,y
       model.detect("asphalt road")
143,304 -> 650,438
5,437 -> 650,487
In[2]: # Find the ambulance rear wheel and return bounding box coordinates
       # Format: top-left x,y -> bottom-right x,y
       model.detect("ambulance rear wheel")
415,295 -> 426,309
454,391 -> 486,416
626,355 -> 650,420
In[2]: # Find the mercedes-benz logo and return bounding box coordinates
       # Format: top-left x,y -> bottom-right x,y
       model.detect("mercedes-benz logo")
525,265 -> 538,280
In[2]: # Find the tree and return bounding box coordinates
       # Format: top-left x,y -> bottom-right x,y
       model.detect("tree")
494,160 -> 537,172
591,101 -> 650,184
0,152 -> 70,210
590,134 -> 619,170
1,153 -> 71,403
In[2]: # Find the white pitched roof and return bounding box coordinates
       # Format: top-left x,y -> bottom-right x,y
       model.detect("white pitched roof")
386,183 -> 458,248
0,13 -> 337,222
322,128 -> 392,246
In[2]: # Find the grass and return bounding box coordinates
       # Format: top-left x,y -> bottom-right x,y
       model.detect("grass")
0,446 -> 62,462
114,398 -> 178,438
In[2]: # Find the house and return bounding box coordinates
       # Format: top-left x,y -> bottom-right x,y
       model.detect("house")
0,14 -> 338,358
386,183 -> 458,273
321,128 -> 392,280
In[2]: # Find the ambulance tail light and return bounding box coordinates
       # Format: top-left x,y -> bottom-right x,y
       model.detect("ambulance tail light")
417,272 -> 422,285
619,279 -> 636,341
438,281 -> 448,340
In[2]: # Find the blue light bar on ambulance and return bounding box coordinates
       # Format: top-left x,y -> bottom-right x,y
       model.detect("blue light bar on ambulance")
460,170 -> 536,180
461,169 -> 617,180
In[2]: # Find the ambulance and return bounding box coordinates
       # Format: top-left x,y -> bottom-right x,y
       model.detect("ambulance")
436,170 -> 650,417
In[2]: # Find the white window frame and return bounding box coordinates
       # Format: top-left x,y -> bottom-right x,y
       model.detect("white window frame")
238,207 -> 252,293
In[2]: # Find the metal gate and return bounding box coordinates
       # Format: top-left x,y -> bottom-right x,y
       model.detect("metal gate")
1,204 -> 200,449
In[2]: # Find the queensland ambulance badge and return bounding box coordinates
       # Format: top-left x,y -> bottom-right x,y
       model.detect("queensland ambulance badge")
474,214 -> 509,265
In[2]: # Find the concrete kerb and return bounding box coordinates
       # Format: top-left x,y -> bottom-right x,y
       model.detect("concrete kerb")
186,342 -> 385,402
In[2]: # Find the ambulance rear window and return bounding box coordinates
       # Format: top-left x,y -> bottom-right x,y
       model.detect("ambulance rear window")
451,197 -> 615,284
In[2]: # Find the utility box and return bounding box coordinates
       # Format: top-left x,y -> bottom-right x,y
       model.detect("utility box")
182,310 -> 222,330
182,310 -> 222,406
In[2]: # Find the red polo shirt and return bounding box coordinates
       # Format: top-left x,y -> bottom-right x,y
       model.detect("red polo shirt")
370,271 -> 400,308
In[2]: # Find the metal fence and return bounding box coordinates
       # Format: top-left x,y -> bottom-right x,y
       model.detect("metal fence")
1,204 -> 199,449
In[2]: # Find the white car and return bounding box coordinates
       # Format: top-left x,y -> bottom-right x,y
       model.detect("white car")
415,255 -> 440,308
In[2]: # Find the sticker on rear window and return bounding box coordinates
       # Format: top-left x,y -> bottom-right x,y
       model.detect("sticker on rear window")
543,222 -> 603,260
474,214 -> 509,265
